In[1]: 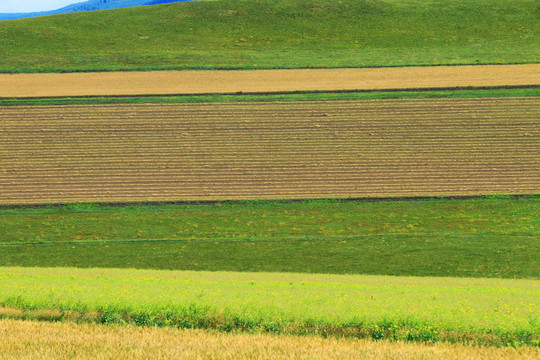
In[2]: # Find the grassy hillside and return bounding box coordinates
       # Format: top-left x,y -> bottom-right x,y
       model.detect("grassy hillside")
0,0 -> 537,72
0,1 -> 190,21
1,197 -> 538,278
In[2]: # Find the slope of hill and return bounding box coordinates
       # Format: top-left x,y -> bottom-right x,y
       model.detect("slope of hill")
0,0 -> 189,21
0,0 -> 537,73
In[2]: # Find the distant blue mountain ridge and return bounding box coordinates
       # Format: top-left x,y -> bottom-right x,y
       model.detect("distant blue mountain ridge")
0,0 -> 192,21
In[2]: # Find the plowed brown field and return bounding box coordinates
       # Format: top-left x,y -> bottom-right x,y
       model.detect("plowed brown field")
1,64 -> 539,98
1,97 -> 538,204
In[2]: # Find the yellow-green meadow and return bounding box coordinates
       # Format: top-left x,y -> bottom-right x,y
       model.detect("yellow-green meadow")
1,267 -> 537,346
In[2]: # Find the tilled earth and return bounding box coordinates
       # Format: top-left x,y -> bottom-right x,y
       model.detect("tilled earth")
0,97 -> 538,204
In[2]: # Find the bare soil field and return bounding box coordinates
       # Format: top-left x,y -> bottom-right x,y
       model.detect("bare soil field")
0,97 -> 538,205
1,65 -> 539,98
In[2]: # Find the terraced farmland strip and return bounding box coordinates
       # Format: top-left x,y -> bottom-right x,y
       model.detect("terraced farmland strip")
0,98 -> 538,204
1,65 -> 539,98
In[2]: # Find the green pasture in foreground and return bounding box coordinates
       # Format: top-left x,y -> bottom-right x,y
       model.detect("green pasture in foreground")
0,0 -> 537,73
1,87 -> 539,106
1,197 -> 538,278
0,267 -> 538,346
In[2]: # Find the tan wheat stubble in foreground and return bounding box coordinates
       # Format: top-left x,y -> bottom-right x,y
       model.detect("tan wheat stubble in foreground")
0,319 -> 538,360
0,97 -> 538,204
0,64 -> 539,98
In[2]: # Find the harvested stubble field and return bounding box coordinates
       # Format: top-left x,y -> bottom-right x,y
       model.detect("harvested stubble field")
1,65 -> 539,98
1,319 -> 538,360
1,97 -> 538,204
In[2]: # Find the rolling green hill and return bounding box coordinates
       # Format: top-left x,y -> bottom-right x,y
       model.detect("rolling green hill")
0,0 -> 538,72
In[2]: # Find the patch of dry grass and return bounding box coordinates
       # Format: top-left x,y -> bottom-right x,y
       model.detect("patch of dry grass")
0,319 -> 538,360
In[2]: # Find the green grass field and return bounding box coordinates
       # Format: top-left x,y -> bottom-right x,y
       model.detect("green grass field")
0,267 -> 538,346
1,197 -> 538,278
0,0 -> 537,73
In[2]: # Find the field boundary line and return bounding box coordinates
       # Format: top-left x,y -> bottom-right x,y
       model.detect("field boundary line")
1,194 -> 538,210
1,85 -> 539,101
2,61 -> 539,75
0,233 -> 537,247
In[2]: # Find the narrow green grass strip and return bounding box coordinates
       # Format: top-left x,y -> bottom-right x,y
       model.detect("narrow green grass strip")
0,267 -> 538,347
2,197 -> 537,244
1,234 -> 537,279
1,87 -> 539,106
